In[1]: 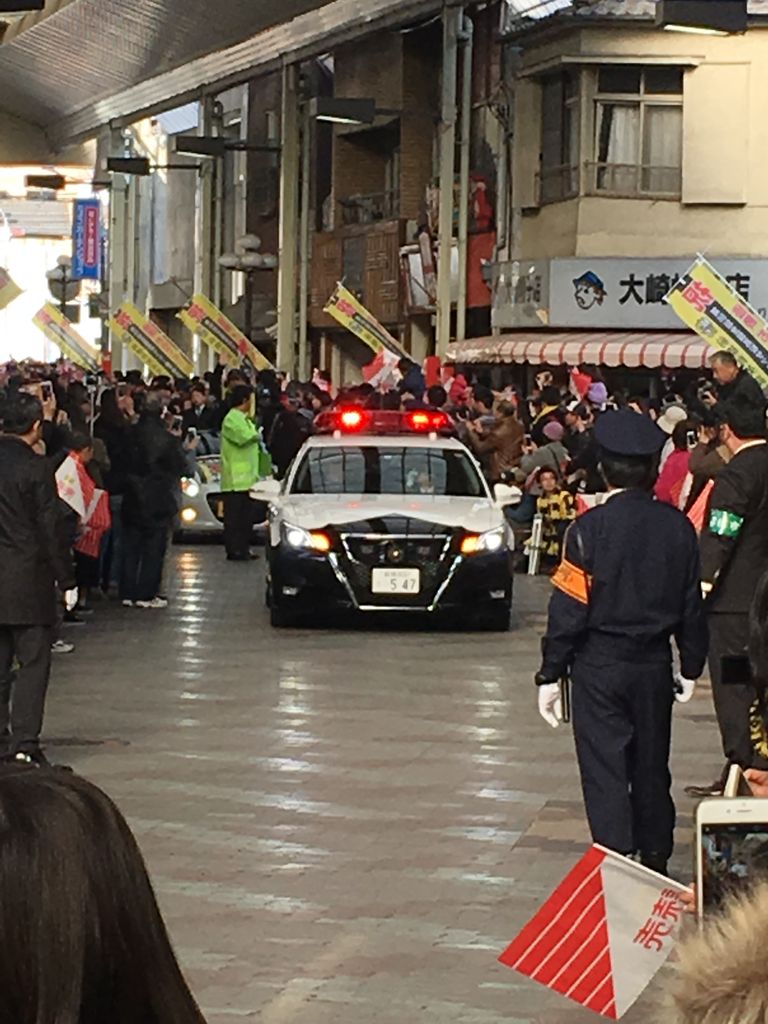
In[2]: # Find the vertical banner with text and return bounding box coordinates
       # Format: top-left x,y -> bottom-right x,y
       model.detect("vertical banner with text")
665,257 -> 768,389
72,198 -> 101,280
323,283 -> 408,358
178,294 -> 273,372
109,302 -> 194,379
0,267 -> 22,311
33,303 -> 100,372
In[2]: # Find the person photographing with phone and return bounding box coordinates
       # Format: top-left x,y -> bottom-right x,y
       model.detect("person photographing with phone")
534,410 -> 708,876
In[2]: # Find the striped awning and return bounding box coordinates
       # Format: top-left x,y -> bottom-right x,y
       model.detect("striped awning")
446,331 -> 711,369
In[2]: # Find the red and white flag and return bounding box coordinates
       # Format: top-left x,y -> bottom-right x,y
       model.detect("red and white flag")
362,348 -> 401,390
499,845 -> 691,1019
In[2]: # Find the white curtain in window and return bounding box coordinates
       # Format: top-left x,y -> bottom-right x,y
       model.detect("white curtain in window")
643,106 -> 682,193
596,103 -> 639,192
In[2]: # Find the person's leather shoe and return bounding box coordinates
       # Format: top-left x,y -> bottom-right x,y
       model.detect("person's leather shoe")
7,750 -> 72,771
685,779 -> 724,798
640,852 -> 669,876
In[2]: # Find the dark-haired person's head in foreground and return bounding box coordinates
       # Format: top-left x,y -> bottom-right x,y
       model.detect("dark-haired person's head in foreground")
719,399 -> 766,449
0,767 -> 206,1024
0,393 -> 43,445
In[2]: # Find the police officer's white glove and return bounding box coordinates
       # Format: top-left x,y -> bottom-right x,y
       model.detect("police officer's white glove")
537,682 -> 563,729
674,674 -> 696,704
63,588 -> 79,612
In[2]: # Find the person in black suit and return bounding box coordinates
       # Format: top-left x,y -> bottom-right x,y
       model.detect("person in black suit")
0,393 -> 76,767
182,382 -> 221,433
535,410 -> 708,875
688,401 -> 768,795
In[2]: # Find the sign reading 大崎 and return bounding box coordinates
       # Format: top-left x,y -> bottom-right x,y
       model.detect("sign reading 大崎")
665,257 -> 768,390
178,293 -> 273,371
109,302 -> 194,379
72,198 -> 101,280
547,257 -> 768,330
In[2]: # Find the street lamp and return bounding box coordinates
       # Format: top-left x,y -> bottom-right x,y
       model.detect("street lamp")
218,235 -> 278,346
656,0 -> 747,34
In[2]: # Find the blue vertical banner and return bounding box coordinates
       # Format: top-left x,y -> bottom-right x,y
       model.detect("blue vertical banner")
72,198 -> 101,280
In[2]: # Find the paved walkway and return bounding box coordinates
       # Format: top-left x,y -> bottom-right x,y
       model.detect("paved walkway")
45,546 -> 721,1023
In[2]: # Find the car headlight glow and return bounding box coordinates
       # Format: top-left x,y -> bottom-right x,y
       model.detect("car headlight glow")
181,477 -> 200,498
180,507 -> 198,524
283,523 -> 331,553
460,527 -> 505,556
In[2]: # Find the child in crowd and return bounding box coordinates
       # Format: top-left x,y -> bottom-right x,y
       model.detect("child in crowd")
535,467 -> 576,571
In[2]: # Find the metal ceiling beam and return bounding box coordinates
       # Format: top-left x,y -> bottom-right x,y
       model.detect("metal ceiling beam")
48,0 -> 445,148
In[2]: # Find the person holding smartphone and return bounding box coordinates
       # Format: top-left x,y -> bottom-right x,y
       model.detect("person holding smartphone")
535,410 -> 708,876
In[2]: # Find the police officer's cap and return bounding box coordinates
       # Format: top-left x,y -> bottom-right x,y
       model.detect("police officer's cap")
594,409 -> 666,457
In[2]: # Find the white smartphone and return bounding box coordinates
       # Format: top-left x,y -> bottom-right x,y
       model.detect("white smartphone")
695,796 -> 768,917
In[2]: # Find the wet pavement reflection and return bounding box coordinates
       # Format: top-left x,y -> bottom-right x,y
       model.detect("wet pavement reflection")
45,546 -> 720,1023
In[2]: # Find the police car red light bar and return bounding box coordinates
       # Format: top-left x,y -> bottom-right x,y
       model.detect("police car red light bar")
314,408 -> 455,435
406,410 -> 450,432
339,409 -> 367,431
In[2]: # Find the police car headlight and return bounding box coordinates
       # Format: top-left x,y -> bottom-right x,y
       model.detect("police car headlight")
181,477 -> 200,498
460,527 -> 505,556
283,523 -> 331,553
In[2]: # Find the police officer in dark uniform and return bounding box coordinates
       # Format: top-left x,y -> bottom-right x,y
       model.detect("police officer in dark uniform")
535,410 -> 708,874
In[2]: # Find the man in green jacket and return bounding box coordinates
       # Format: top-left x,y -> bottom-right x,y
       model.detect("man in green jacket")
221,385 -> 263,561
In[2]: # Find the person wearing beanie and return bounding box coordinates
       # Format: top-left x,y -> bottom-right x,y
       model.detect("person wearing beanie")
587,381 -> 608,411
534,409 -> 708,876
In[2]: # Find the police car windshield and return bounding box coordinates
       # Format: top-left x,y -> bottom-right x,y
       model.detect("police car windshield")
291,446 -> 486,497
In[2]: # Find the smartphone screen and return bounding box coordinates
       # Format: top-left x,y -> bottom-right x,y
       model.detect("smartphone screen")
172,415 -> 183,432
40,381 -> 53,401
524,434 -> 532,445
700,822 -> 768,912
686,429 -> 697,449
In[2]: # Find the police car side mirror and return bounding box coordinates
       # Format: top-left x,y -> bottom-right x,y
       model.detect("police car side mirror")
494,482 -> 521,507
249,478 -> 282,501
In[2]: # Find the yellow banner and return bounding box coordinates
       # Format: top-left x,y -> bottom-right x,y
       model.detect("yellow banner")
324,283 -> 407,357
109,301 -> 194,379
0,267 -> 22,311
178,293 -> 273,371
665,258 -> 768,390
33,303 -> 100,372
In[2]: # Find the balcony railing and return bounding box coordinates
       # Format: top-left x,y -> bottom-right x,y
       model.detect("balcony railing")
338,190 -> 400,226
537,164 -> 579,205
586,162 -> 682,199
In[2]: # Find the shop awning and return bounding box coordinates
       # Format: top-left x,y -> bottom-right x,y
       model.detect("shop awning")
445,331 -> 711,369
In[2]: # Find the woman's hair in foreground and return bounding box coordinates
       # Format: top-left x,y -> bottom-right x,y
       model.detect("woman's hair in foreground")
0,766 -> 206,1024
665,882 -> 768,1024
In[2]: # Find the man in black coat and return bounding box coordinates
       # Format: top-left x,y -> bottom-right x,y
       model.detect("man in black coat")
704,351 -> 766,417
0,393 -> 75,766
182,382 -> 221,434
121,399 -> 187,607
535,410 -> 708,875
688,401 -> 768,794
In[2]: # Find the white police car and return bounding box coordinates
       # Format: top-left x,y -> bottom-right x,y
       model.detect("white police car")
251,408 -> 515,629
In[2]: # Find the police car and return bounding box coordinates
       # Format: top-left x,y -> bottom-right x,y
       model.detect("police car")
251,408 -> 515,629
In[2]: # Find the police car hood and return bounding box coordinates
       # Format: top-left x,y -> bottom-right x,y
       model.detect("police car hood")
281,494 -> 502,533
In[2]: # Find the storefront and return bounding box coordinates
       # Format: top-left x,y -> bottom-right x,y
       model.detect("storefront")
450,255 -> 768,390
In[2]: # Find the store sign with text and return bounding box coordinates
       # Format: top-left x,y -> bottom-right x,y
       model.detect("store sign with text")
548,258 -> 768,330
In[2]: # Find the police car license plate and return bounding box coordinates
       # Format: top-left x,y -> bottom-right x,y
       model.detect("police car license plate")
371,568 -> 420,594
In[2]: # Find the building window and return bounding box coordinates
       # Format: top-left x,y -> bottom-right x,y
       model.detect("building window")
539,71 -> 580,204
591,66 -> 683,197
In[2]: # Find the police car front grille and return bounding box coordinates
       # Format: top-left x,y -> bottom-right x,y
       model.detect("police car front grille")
338,531 -> 454,608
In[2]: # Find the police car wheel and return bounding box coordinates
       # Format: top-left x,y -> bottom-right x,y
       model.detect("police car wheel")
270,601 -> 298,628
473,602 -> 511,632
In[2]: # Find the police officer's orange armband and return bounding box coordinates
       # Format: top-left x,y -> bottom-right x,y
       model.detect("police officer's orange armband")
551,558 -> 592,605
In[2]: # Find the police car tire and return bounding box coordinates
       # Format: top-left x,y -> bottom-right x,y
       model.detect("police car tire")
474,603 -> 511,632
270,602 -> 297,628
